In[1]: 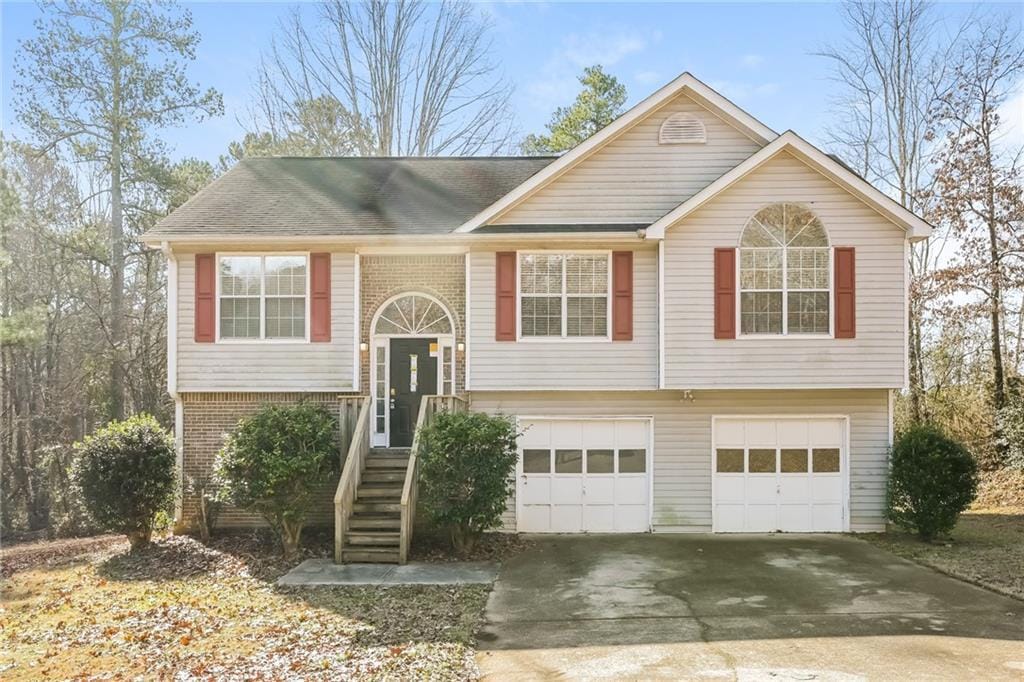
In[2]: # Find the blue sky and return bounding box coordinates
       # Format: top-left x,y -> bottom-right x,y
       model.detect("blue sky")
1,1 -> 1019,164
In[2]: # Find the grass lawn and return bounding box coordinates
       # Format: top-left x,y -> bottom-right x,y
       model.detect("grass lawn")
861,502 -> 1024,601
1,532 -> 490,680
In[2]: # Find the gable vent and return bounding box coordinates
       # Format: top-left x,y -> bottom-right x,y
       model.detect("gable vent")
659,112 -> 706,144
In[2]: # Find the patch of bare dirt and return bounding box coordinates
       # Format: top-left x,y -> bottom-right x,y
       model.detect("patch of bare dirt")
412,531 -> 533,563
0,535 -> 126,578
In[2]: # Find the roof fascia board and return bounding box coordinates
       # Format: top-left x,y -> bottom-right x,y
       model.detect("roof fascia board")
645,131 -> 933,241
142,231 -> 649,250
453,72 -> 778,234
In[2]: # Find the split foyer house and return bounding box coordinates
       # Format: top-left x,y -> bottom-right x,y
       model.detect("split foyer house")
143,73 -> 931,563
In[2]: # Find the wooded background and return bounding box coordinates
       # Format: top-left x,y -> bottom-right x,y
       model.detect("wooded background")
2,0 -> 1021,537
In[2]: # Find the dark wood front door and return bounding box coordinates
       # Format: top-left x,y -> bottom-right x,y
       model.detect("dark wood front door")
389,338 -> 437,447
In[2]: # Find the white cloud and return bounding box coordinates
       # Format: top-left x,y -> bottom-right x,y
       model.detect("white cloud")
709,80 -> 780,102
739,54 -> 765,69
634,70 -> 662,86
524,28 -> 655,115
562,30 -> 648,68
995,86 -> 1024,152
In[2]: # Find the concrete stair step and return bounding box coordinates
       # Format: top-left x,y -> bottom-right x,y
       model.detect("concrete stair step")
345,531 -> 401,546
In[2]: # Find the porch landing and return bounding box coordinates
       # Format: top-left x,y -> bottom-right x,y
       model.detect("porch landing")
278,558 -> 499,586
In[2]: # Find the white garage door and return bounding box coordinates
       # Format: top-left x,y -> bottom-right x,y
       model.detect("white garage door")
518,418 -> 650,533
713,417 -> 847,533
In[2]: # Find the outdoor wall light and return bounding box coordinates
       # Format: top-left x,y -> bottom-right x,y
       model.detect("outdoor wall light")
456,342 -> 465,353
359,342 -> 369,352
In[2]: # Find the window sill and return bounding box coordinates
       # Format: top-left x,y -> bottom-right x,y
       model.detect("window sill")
734,333 -> 835,341
214,338 -> 313,345
515,336 -> 613,344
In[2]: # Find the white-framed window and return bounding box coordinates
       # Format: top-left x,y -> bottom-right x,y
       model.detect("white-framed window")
518,253 -> 610,339
218,254 -> 308,340
739,203 -> 831,336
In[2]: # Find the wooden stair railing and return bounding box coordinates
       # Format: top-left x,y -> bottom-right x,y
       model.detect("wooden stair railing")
334,396 -> 372,563
399,395 -> 469,564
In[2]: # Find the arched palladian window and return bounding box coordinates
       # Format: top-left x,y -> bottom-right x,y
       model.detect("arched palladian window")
739,203 -> 831,335
373,293 -> 453,335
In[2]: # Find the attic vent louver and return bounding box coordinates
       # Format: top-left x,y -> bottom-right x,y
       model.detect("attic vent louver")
659,112 -> 706,144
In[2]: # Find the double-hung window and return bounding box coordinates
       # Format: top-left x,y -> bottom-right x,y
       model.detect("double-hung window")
739,203 -> 831,335
519,253 -> 609,339
218,255 -> 308,340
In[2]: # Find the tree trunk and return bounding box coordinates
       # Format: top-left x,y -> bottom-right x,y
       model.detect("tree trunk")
280,519 -> 303,561
108,9 -> 126,421
127,527 -> 152,551
450,525 -> 478,558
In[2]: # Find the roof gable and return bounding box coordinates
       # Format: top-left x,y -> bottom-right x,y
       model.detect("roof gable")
455,73 -> 778,233
645,131 -> 933,241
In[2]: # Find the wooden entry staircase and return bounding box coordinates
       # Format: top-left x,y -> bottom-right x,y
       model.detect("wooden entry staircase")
340,447 -> 408,563
334,395 -> 468,564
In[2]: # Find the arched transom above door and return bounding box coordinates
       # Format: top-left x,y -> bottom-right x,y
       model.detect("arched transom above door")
373,293 -> 454,336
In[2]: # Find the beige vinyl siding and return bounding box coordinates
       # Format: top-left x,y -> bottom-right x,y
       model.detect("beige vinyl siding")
468,246 -> 658,390
177,252 -> 357,392
493,93 -> 763,225
471,389 -> 890,532
664,152 -> 907,389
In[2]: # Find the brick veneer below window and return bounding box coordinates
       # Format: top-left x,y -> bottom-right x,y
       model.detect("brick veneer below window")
180,392 -> 356,530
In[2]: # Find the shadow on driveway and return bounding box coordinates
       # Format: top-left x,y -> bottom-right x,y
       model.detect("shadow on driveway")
476,534 -> 1024,680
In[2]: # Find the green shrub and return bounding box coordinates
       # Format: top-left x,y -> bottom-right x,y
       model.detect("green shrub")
887,424 -> 978,541
72,415 -> 176,550
996,379 -> 1024,470
419,411 -> 519,557
214,402 -> 338,559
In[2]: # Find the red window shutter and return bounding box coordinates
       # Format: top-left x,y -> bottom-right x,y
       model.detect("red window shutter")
612,251 -> 633,341
834,247 -> 856,339
310,253 -> 331,342
714,248 -> 736,340
495,252 -> 516,341
194,253 -> 216,343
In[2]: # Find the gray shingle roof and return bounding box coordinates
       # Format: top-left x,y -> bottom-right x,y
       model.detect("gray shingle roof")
145,156 -> 556,239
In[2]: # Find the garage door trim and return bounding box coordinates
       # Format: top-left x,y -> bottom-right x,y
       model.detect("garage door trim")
710,414 -> 851,533
515,416 -> 655,532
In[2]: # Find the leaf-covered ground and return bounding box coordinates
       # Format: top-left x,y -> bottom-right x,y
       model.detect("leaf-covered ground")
0,533 -> 490,680
861,509 -> 1024,601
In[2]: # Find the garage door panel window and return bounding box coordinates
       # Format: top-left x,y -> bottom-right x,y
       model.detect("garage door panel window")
748,449 -> 777,473
780,448 -> 809,473
523,449 -> 551,473
587,449 -> 614,474
812,448 -> 841,473
618,448 -> 647,474
555,449 -> 583,473
716,448 -> 745,473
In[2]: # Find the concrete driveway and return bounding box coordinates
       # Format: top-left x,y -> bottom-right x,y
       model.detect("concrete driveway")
476,535 -> 1024,681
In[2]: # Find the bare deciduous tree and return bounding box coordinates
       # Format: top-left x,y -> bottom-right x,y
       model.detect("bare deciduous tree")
929,18 -> 1024,420
817,0 -> 962,422
236,0 -> 515,160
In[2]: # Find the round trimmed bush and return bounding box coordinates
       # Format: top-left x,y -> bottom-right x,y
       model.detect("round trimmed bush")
887,424 -> 978,541
419,411 -> 519,557
72,414 -> 176,550
214,402 -> 338,559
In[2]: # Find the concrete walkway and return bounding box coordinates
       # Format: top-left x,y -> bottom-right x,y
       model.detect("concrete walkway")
277,558 -> 499,586
477,534 -> 1024,680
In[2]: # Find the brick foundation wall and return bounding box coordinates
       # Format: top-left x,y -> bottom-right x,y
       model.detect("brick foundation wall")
360,255 -> 466,393
180,392 -> 353,530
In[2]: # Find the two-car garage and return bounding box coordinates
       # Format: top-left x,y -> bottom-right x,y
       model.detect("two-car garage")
514,415 -> 848,534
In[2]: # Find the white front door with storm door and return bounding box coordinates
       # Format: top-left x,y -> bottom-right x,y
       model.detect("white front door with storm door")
517,418 -> 651,533
713,416 -> 848,532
